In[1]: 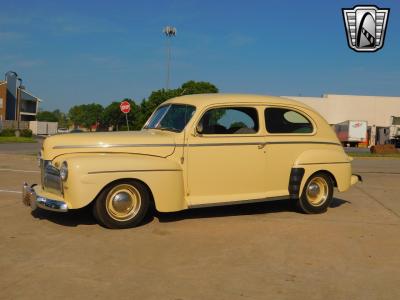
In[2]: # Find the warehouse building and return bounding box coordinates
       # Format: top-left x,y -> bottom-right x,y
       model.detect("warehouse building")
285,94 -> 400,145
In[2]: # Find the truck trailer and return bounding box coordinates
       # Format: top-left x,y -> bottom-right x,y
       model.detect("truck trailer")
334,120 -> 368,147
389,116 -> 400,147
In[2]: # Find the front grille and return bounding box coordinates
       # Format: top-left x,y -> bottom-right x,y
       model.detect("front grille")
40,159 -> 63,195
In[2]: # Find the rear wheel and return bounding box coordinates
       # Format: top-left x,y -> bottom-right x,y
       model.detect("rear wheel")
93,180 -> 150,229
298,172 -> 333,214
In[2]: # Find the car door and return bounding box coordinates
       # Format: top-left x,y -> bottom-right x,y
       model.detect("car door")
262,106 -> 316,197
186,105 -> 267,206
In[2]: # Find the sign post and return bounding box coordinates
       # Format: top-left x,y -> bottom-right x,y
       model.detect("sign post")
120,101 -> 131,131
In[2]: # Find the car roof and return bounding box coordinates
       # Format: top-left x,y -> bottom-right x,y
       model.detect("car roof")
164,93 -> 310,109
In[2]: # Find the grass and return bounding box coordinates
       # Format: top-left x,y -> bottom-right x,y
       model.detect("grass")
0,136 -> 36,143
348,151 -> 400,158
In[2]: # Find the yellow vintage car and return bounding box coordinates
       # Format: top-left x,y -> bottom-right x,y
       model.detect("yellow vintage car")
23,94 -> 361,228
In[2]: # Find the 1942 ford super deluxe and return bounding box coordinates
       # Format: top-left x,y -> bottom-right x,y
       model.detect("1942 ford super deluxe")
23,94 -> 361,228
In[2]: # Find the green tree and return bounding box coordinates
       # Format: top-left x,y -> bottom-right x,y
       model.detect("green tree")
68,105 -> 86,128
69,103 -> 104,130
101,99 -> 140,131
52,109 -> 69,128
180,80 -> 218,95
139,80 -> 218,127
36,111 -> 58,122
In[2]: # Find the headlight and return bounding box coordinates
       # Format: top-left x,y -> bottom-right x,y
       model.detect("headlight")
60,161 -> 68,181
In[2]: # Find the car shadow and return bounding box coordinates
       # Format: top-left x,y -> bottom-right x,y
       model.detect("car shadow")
30,197 -> 350,227
155,197 -> 351,223
31,204 -> 155,228
31,206 -> 97,227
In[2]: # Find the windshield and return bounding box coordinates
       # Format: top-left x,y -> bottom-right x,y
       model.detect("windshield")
144,104 -> 196,132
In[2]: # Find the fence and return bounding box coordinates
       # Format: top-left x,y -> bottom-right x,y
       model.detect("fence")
29,121 -> 58,135
0,120 -> 29,130
0,120 -> 58,135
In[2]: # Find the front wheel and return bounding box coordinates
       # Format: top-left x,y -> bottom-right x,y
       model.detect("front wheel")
93,180 -> 150,229
297,172 -> 333,214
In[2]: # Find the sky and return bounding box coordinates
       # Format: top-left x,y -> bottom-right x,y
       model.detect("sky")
0,0 -> 399,112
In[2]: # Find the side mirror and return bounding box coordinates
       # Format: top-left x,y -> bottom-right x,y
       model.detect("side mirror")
196,123 -> 203,135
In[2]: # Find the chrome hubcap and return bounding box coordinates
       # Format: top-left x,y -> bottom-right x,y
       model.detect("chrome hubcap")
306,177 -> 329,206
106,184 -> 141,221
307,183 -> 320,198
112,192 -> 132,213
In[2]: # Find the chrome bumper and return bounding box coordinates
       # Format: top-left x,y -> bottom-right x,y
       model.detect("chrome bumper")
350,174 -> 363,186
22,183 -> 68,212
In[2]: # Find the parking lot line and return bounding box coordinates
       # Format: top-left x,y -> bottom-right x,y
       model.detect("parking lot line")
0,189 -> 22,194
0,168 -> 39,173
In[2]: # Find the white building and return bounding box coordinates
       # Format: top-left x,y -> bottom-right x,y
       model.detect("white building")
285,94 -> 400,145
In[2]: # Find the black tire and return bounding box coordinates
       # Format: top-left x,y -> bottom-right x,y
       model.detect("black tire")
297,172 -> 333,214
93,180 -> 150,229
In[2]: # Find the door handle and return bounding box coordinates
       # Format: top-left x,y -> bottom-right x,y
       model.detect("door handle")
257,143 -> 267,149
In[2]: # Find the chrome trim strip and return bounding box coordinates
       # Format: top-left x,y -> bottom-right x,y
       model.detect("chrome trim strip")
298,161 -> 351,165
53,144 -> 176,149
88,169 -> 181,174
265,141 -> 340,146
187,142 -> 261,147
53,141 -> 341,149
188,196 -> 289,209
186,141 -> 341,147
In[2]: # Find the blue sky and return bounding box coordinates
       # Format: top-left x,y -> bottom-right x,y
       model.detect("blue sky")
0,0 -> 399,112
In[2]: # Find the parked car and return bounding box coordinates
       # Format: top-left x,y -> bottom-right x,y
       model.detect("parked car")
22,94 -> 361,228
69,128 -> 83,133
57,128 -> 69,134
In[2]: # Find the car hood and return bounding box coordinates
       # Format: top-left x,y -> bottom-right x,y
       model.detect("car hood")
42,130 -> 176,160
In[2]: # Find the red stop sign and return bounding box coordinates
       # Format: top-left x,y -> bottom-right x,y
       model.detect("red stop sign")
120,101 -> 131,113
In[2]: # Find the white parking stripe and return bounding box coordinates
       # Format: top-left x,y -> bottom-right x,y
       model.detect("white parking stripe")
0,189 -> 22,194
0,168 -> 39,173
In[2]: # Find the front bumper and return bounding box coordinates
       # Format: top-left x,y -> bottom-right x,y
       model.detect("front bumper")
22,183 -> 68,212
351,174 -> 363,186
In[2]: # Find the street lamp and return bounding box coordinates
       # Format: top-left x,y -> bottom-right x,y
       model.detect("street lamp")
163,26 -> 176,90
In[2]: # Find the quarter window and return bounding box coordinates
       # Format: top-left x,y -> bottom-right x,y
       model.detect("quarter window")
265,108 -> 313,134
198,107 -> 259,134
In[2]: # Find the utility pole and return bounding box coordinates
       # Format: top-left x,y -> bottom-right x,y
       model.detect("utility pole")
17,78 -> 25,131
163,26 -> 176,90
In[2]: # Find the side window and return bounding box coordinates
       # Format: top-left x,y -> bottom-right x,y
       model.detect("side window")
198,107 -> 259,134
265,108 -> 313,134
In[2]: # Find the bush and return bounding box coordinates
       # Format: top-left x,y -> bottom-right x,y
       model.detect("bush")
370,144 -> 397,154
0,129 -> 16,137
20,129 -> 33,137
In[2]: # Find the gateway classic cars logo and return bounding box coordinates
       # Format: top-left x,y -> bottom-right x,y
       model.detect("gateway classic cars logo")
342,5 -> 390,52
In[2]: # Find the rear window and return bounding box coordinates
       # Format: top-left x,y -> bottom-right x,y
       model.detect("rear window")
265,108 -> 313,134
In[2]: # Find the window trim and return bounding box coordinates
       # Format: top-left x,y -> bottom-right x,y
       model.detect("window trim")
143,103 -> 196,132
195,105 -> 261,136
264,106 -> 317,136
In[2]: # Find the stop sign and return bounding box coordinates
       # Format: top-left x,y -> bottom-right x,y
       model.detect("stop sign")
120,101 -> 131,114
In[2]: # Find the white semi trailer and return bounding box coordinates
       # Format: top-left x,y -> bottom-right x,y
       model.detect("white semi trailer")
389,116 -> 400,147
334,120 -> 368,147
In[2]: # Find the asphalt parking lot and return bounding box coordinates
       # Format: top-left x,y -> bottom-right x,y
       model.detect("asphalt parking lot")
0,146 -> 399,299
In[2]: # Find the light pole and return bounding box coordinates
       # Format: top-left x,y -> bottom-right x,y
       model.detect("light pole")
163,26 -> 176,90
